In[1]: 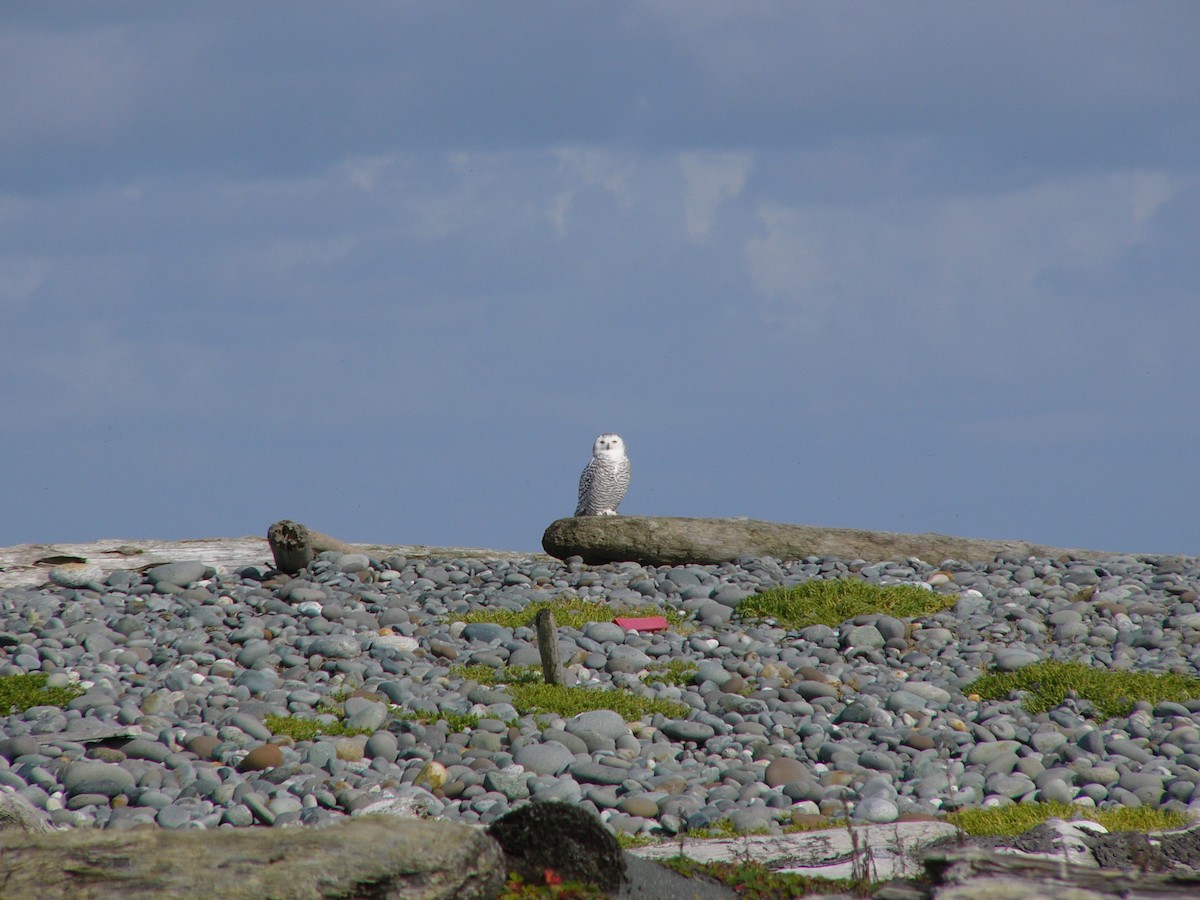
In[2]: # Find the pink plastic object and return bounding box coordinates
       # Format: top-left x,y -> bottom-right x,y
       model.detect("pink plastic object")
613,615 -> 670,633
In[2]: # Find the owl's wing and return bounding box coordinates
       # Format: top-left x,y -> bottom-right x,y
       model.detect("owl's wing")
575,460 -> 595,515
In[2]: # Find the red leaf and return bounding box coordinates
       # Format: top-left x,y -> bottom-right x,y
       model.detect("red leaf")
544,868 -> 563,885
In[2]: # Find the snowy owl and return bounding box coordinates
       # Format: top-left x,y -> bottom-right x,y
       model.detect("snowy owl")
575,433 -> 631,517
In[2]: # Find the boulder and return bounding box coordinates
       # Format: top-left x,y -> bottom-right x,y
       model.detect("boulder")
488,800 -> 626,894
0,814 -> 504,899
542,515 -> 1106,567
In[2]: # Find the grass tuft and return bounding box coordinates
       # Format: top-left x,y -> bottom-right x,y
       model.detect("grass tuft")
736,578 -> 953,629
263,714 -> 375,742
0,673 -> 85,715
454,664 -> 690,720
453,596 -> 689,631
947,801 -> 1191,837
965,660 -> 1200,719
644,659 -> 698,686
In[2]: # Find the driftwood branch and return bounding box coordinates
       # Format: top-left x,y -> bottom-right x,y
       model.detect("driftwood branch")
923,847 -> 1200,899
0,814 -> 503,900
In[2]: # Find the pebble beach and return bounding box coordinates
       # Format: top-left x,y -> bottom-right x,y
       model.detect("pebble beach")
2,549 -> 1200,839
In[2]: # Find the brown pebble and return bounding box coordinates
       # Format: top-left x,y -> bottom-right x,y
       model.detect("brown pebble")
820,771 -> 855,788
790,812 -> 828,829
186,735 -> 221,760
720,675 -> 748,694
89,747 -> 127,764
796,666 -> 834,685
238,743 -> 283,772
334,740 -> 364,762
904,732 -> 936,751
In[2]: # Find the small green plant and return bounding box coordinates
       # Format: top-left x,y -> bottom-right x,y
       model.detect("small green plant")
613,832 -> 656,850
498,871 -> 607,899
946,801 -> 1191,837
453,596 -> 688,631
966,660 -> 1200,719
682,818 -> 746,840
263,714 -> 375,742
454,664 -> 689,720
736,578 -> 953,629
645,659 -> 698,686
394,707 -> 481,733
454,664 -> 544,685
0,673 -> 85,714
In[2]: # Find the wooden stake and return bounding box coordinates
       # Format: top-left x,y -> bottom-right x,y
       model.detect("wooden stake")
534,609 -> 566,686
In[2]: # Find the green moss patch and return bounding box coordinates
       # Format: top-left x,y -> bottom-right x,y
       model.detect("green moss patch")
947,801 -> 1190,837
966,660 -> 1200,719
455,664 -> 689,720
0,673 -> 85,715
263,714 -> 375,742
736,578 -> 953,629
644,659 -> 698,686
452,596 -> 688,631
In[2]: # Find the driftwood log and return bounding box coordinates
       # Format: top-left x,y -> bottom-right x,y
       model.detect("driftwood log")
266,519 -> 356,574
0,533 -> 546,591
920,846 -> 1200,899
0,814 -> 504,900
542,515 -> 1117,567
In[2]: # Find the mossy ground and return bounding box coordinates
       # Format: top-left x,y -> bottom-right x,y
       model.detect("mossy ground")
965,660 -> 1200,719
0,672 -> 84,714
736,578 -> 954,628
947,801 -> 1190,837
454,664 -> 690,719
644,659 -> 698,686
263,713 -> 377,742
451,595 -> 690,631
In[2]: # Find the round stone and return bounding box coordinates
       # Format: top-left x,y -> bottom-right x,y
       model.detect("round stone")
583,622 -> 626,643
514,742 -> 576,776
764,757 -> 808,788
857,797 -> 899,823
307,635 -> 360,659
364,731 -> 399,762
62,762 -> 136,798
994,649 -> 1041,671
146,561 -> 209,588
657,721 -> 715,742
238,744 -> 283,772
565,710 -> 628,740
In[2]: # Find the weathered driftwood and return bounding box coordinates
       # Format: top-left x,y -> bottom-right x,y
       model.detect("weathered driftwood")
266,519 -> 356,574
633,820 -> 960,882
542,515 -> 1120,567
534,608 -> 567,686
923,846 -> 1200,899
0,534 -> 549,590
0,814 -> 505,900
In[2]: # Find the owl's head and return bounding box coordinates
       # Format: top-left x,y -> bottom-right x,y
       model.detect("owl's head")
592,433 -> 626,460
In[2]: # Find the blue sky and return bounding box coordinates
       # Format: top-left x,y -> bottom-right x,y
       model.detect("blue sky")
2,2 -> 1198,555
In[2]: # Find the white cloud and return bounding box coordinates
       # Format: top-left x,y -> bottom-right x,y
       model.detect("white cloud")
679,151 -> 752,240
743,169 -> 1179,334
547,146 -> 637,234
